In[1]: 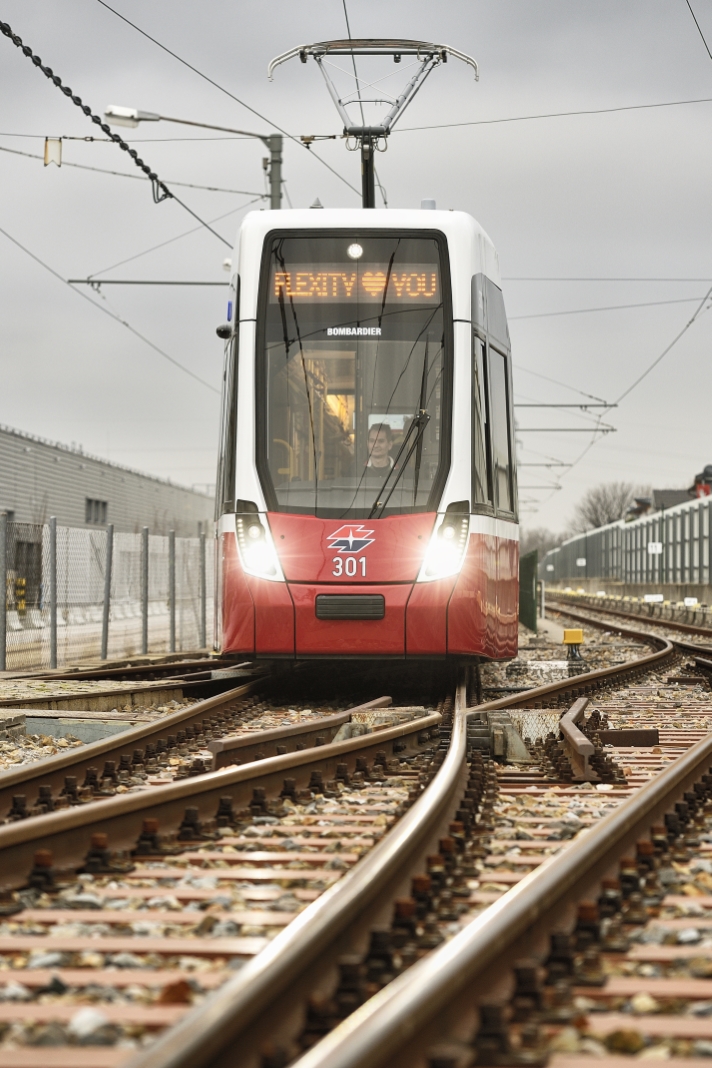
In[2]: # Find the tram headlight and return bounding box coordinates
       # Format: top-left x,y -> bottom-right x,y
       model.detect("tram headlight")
417,508 -> 470,582
235,511 -> 284,581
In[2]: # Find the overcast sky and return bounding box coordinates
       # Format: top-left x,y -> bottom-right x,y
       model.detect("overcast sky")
1,0 -> 711,530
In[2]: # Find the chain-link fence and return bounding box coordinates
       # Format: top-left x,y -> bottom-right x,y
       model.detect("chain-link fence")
0,517 -> 214,670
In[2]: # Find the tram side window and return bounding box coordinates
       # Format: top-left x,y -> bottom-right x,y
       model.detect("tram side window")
472,336 -> 491,506
488,347 -> 514,514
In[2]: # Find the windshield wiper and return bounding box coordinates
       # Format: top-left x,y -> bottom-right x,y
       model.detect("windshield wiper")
367,408 -> 431,519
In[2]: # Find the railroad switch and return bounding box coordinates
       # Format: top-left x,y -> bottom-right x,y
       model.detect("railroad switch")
468,712 -> 536,764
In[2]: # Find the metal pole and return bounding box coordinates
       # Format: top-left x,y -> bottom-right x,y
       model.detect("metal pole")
49,516 -> 57,670
0,513 -> 6,673
141,526 -> 149,656
169,529 -> 176,653
101,523 -> 114,661
662,504 -> 667,586
268,134 -> 282,209
361,135 -> 375,208
199,530 -> 207,648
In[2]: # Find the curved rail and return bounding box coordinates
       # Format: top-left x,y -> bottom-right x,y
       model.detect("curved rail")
122,625 -> 674,1068
466,617 -> 673,713
0,620 -> 676,1068
292,701 -> 712,1068
124,682 -> 467,1068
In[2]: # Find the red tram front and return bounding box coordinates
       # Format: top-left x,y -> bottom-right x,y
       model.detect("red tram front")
215,208 -> 518,661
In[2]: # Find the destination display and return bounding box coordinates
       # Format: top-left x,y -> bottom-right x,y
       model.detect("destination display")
270,264 -> 441,303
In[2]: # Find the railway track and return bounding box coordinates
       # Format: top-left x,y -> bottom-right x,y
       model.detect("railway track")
546,591 -> 712,646
261,613 -> 712,1068
545,594 -> 712,682
0,661 -> 451,1066
0,615 -> 695,1063
1,615 -> 712,1067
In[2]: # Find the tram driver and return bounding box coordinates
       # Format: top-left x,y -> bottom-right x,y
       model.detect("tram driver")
366,423 -> 394,472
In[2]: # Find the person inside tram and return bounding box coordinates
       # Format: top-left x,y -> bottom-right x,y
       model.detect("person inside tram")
366,423 -> 394,471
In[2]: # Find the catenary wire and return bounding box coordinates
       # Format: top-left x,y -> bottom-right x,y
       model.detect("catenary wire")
94,0 -> 361,198
684,0 -> 712,61
0,225 -> 220,395
0,143 -> 265,195
520,288 -> 712,511
615,285 -> 712,403
0,19 -> 231,246
394,94 -> 712,133
0,131 -> 267,143
85,201 -> 259,279
513,366 -> 608,405
509,295 -> 707,320
504,276 -> 712,282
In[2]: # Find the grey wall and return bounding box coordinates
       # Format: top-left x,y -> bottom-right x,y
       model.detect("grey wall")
0,424 -> 213,536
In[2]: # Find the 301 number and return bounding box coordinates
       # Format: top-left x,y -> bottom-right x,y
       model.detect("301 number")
332,556 -> 367,577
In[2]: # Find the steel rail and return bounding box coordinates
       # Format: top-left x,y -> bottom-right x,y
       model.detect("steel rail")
0,705 -> 439,885
16,655 -> 239,683
465,618 -> 673,713
558,696 -> 596,779
548,591 -> 712,641
119,623 -> 674,1068
293,711 -> 712,1068
0,678 -> 189,709
208,705 -> 380,769
0,678 -> 269,817
546,597 -> 712,661
121,682 -> 466,1068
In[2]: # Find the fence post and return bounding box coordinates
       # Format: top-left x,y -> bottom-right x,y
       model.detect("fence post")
169,529 -> 176,653
101,523 -> 114,661
199,530 -> 207,648
141,526 -> 149,655
49,516 -> 57,670
0,513 -> 6,673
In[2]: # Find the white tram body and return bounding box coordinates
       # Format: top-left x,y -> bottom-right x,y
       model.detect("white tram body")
215,208 -> 518,660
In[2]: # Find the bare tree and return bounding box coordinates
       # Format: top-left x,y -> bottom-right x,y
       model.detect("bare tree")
569,482 -> 649,532
519,526 -> 564,558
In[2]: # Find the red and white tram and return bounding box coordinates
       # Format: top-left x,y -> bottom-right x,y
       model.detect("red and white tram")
215,207 -> 518,661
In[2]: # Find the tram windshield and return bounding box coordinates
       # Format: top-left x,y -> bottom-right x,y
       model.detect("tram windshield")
257,232 -> 450,518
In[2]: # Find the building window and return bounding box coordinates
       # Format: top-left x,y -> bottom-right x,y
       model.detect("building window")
86,498 -> 108,524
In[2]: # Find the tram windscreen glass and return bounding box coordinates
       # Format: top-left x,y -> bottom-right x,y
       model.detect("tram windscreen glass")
258,234 -> 450,518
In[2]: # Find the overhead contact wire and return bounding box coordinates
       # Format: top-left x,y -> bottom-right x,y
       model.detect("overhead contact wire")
94,0 -> 361,198
0,19 -> 231,246
0,225 -> 220,395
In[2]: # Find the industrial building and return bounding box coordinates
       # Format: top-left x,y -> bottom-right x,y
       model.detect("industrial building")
0,423 -> 213,536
